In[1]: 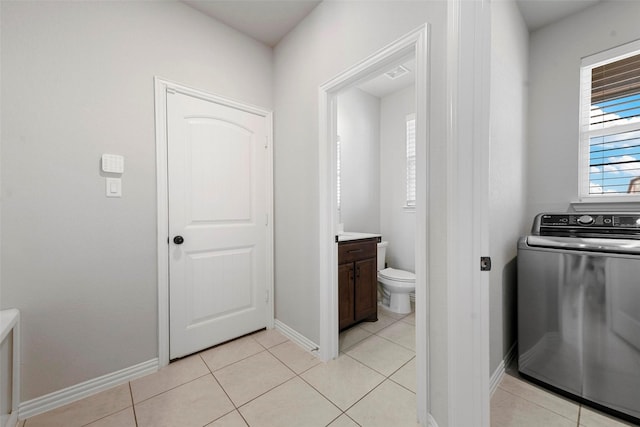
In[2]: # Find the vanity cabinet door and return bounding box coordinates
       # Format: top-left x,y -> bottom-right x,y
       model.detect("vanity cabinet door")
354,258 -> 377,321
338,237 -> 379,330
338,263 -> 355,330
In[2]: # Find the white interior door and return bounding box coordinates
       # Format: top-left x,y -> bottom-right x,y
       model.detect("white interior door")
167,91 -> 269,360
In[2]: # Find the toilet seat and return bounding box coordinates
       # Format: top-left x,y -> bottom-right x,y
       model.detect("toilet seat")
378,268 -> 415,283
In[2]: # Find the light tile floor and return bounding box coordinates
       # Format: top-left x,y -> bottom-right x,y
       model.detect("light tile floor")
20,306 -> 418,427
18,304 -> 638,427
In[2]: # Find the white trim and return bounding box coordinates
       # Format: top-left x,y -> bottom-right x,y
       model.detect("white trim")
1,309 -> 20,427
504,342 -> 517,373
154,78 -> 170,368
18,359 -> 158,420
489,342 -> 517,397
318,78 -> 340,363
571,200 -> 640,211
427,413 -> 440,427
318,24 -> 430,426
274,319 -> 319,354
154,77 -> 275,367
3,413 -> 17,427
446,0 -> 491,425
489,360 -> 504,398
581,38 -> 640,68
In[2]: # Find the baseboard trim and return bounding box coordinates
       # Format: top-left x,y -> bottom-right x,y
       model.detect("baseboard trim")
274,319 -> 320,355
490,341 -> 517,396
504,341 -> 517,371
489,359 -> 505,397
19,358 -> 158,420
3,412 -> 17,427
427,413 -> 439,427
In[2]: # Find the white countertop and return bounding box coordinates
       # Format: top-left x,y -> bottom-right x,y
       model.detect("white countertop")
337,232 -> 382,242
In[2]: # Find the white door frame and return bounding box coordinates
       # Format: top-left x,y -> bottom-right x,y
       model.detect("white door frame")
318,25 -> 430,424
154,77 -> 274,367
445,0 -> 491,425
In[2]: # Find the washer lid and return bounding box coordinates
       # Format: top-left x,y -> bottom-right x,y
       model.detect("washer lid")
378,268 -> 415,282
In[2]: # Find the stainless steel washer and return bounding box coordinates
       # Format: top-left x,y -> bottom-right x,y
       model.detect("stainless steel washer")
518,213 -> 640,423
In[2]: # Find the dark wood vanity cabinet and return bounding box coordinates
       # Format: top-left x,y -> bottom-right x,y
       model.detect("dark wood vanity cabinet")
338,238 -> 378,330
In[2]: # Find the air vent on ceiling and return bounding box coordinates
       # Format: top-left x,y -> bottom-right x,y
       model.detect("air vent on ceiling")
385,65 -> 409,80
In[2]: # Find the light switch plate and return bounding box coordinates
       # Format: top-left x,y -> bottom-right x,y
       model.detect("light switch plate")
106,177 -> 122,198
102,154 -> 124,174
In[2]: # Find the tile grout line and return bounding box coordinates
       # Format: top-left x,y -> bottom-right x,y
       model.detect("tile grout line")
371,321 -> 416,352
209,342 -> 300,412
296,364 -> 371,417
129,382 -> 139,427
341,346 -> 415,381
132,370 -> 212,406
234,375 -> 301,414
336,311 -> 417,418
275,336 -> 375,426
345,316 -> 416,353
164,334 -> 298,426
304,331 -> 417,423
200,337 -> 267,372
498,386 -> 579,423
577,405 -> 581,427
260,334 -> 373,425
198,353 -> 245,426
323,411 -> 363,427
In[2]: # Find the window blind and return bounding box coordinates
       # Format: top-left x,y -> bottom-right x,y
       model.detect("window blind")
585,50 -> 640,195
406,114 -> 416,206
337,136 -> 341,210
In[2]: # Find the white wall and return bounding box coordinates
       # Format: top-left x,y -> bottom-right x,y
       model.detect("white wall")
337,87 -> 381,233
0,1 -> 272,401
380,84 -> 415,272
527,1 -> 640,218
272,1 -> 451,423
489,0 -> 529,374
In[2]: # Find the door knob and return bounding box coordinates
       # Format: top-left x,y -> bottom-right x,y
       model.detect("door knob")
173,236 -> 184,245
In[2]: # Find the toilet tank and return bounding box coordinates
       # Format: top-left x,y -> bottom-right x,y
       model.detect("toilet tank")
377,241 -> 388,271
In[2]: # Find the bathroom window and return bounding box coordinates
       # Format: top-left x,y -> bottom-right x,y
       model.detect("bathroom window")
406,114 -> 416,207
337,135 -> 341,211
579,41 -> 640,197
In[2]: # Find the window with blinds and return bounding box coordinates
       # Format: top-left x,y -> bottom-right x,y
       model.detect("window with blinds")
337,136 -> 341,210
406,114 -> 416,207
580,42 -> 640,196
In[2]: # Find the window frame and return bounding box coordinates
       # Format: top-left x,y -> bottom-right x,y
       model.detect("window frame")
336,135 -> 341,212
405,113 -> 417,209
578,39 -> 640,202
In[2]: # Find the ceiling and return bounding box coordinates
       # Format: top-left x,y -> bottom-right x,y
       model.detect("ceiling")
179,0 -> 603,98
516,0 -> 601,31
180,0 -> 604,52
182,0 -> 322,47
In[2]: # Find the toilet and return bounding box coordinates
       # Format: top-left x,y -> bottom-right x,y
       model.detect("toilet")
377,241 -> 415,314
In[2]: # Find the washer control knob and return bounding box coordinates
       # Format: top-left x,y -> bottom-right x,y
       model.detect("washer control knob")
578,215 -> 594,225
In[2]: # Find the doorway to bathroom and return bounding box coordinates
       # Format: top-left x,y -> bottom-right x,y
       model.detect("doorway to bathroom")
318,24 -> 429,423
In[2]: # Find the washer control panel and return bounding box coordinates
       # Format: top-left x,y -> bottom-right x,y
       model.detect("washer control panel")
534,213 -> 640,237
